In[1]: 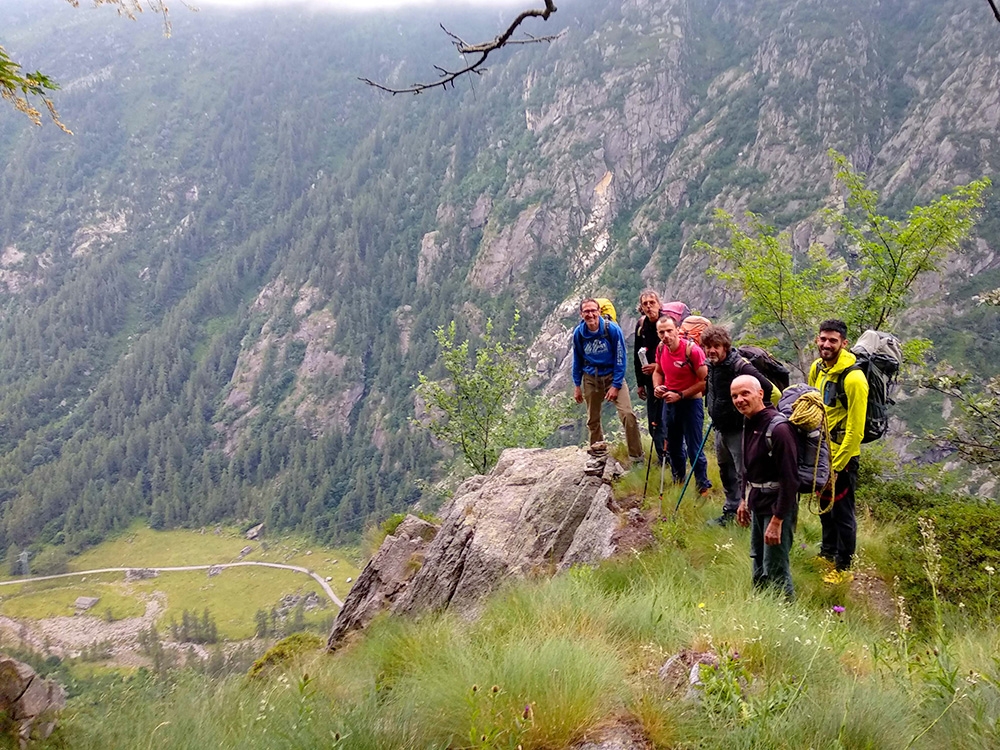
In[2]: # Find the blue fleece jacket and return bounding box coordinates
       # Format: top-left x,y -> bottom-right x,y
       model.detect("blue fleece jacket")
572,318 -> 627,388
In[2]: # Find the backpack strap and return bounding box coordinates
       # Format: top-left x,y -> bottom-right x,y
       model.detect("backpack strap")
834,363 -> 861,410
684,338 -> 696,374
764,413 -> 788,457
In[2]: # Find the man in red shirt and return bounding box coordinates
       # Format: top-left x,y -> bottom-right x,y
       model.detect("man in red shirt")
651,316 -> 711,492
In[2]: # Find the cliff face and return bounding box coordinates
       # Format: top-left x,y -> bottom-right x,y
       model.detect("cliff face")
0,0 -> 998,546
437,1 -> 1000,403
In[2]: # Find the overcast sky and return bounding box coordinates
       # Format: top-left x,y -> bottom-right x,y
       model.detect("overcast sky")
193,0 -> 532,11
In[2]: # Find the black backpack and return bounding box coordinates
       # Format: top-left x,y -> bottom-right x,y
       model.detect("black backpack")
834,330 -> 902,444
736,345 -> 791,391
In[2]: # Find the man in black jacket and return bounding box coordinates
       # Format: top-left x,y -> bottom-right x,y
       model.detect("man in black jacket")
702,325 -> 777,527
732,374 -> 799,599
634,290 -> 666,462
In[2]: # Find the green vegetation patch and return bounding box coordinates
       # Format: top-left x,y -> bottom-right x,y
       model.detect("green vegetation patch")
127,568 -> 335,641
247,632 -> 324,680
0,578 -> 143,621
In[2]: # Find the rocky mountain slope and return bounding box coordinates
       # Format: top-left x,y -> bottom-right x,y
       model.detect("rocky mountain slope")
0,0 -> 997,551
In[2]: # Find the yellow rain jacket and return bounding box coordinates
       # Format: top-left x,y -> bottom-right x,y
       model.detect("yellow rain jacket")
808,350 -> 868,472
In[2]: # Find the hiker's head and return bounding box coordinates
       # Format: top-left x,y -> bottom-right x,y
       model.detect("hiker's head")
730,374 -> 765,417
656,316 -> 680,349
580,298 -> 602,332
639,290 -> 661,322
701,325 -> 731,364
817,319 -> 849,363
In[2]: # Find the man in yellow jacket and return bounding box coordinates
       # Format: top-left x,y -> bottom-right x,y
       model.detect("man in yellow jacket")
807,319 -> 868,585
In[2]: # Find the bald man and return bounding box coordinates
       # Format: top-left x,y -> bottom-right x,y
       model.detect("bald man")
731,374 -> 799,599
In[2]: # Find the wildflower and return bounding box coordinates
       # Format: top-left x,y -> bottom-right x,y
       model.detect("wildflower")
985,564 -> 996,576
697,602 -> 706,609
471,684 -> 479,693
491,685 -> 500,694
832,605 -> 845,614
523,704 -> 533,720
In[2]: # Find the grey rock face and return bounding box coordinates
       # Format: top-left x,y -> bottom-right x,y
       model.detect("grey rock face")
0,655 -> 66,748
328,447 -> 625,650
326,515 -> 439,650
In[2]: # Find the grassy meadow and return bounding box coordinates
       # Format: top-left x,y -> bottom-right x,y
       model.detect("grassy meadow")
34,451 -> 1000,749
0,526 -> 360,640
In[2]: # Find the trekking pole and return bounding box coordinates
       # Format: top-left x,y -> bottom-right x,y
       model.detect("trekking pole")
642,446 -> 653,498
657,437 -> 668,517
675,422 -> 714,514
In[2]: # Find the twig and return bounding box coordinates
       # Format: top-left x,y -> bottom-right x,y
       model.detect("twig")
360,1 -> 559,94
989,0 -> 1000,23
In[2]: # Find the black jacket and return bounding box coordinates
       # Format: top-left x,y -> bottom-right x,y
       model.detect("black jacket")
707,348 -> 775,433
633,314 -> 661,391
742,406 -> 799,519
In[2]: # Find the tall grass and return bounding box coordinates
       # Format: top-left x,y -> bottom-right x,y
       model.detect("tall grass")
39,460 -> 1000,749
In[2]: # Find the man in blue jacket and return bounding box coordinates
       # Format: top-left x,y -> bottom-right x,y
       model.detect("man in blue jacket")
572,298 -> 644,459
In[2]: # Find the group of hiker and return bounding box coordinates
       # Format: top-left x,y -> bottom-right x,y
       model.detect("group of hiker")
571,290 -> 900,597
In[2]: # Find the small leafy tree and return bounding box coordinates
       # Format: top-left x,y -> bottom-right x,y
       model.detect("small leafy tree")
415,312 -> 568,475
924,291 -> 1000,474
697,210 -> 845,373
698,150 -> 990,375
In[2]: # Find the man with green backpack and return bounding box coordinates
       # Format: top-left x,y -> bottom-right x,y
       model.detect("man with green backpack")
808,319 -> 868,585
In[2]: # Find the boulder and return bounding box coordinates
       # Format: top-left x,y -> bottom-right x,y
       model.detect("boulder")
328,447 -> 626,650
0,655 -> 66,747
326,515 -> 439,649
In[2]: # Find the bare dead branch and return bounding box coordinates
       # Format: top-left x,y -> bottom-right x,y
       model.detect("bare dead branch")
990,0 -> 1000,23
360,0 -> 558,95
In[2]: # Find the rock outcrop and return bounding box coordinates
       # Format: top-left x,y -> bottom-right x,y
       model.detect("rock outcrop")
0,655 -> 66,747
328,447 -> 628,650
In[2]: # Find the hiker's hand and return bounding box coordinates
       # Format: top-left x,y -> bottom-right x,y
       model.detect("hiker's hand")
605,386 -> 619,401
736,502 -> 750,528
765,517 -> 783,546
574,386 -> 583,404
637,386 -> 646,400
663,390 -> 681,404
653,385 -> 668,399
641,363 -> 656,375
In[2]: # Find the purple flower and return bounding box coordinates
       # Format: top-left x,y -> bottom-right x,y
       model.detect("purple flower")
832,605 -> 846,614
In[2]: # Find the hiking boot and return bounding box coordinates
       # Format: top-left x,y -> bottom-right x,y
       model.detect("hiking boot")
588,441 -> 609,456
822,569 -> 854,585
708,512 -> 735,527
811,555 -> 836,571
628,453 -> 645,463
698,485 -> 712,497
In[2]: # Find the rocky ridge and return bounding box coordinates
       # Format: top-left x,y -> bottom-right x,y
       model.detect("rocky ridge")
327,447 -> 651,650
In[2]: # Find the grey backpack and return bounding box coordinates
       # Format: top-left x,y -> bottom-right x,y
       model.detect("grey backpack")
766,383 -> 832,494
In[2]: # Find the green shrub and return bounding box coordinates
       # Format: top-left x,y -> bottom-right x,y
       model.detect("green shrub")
858,478 -> 951,523
885,501 -> 1000,631
247,632 -> 323,680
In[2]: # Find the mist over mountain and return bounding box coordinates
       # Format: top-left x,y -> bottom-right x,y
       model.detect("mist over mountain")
0,0 -> 997,553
